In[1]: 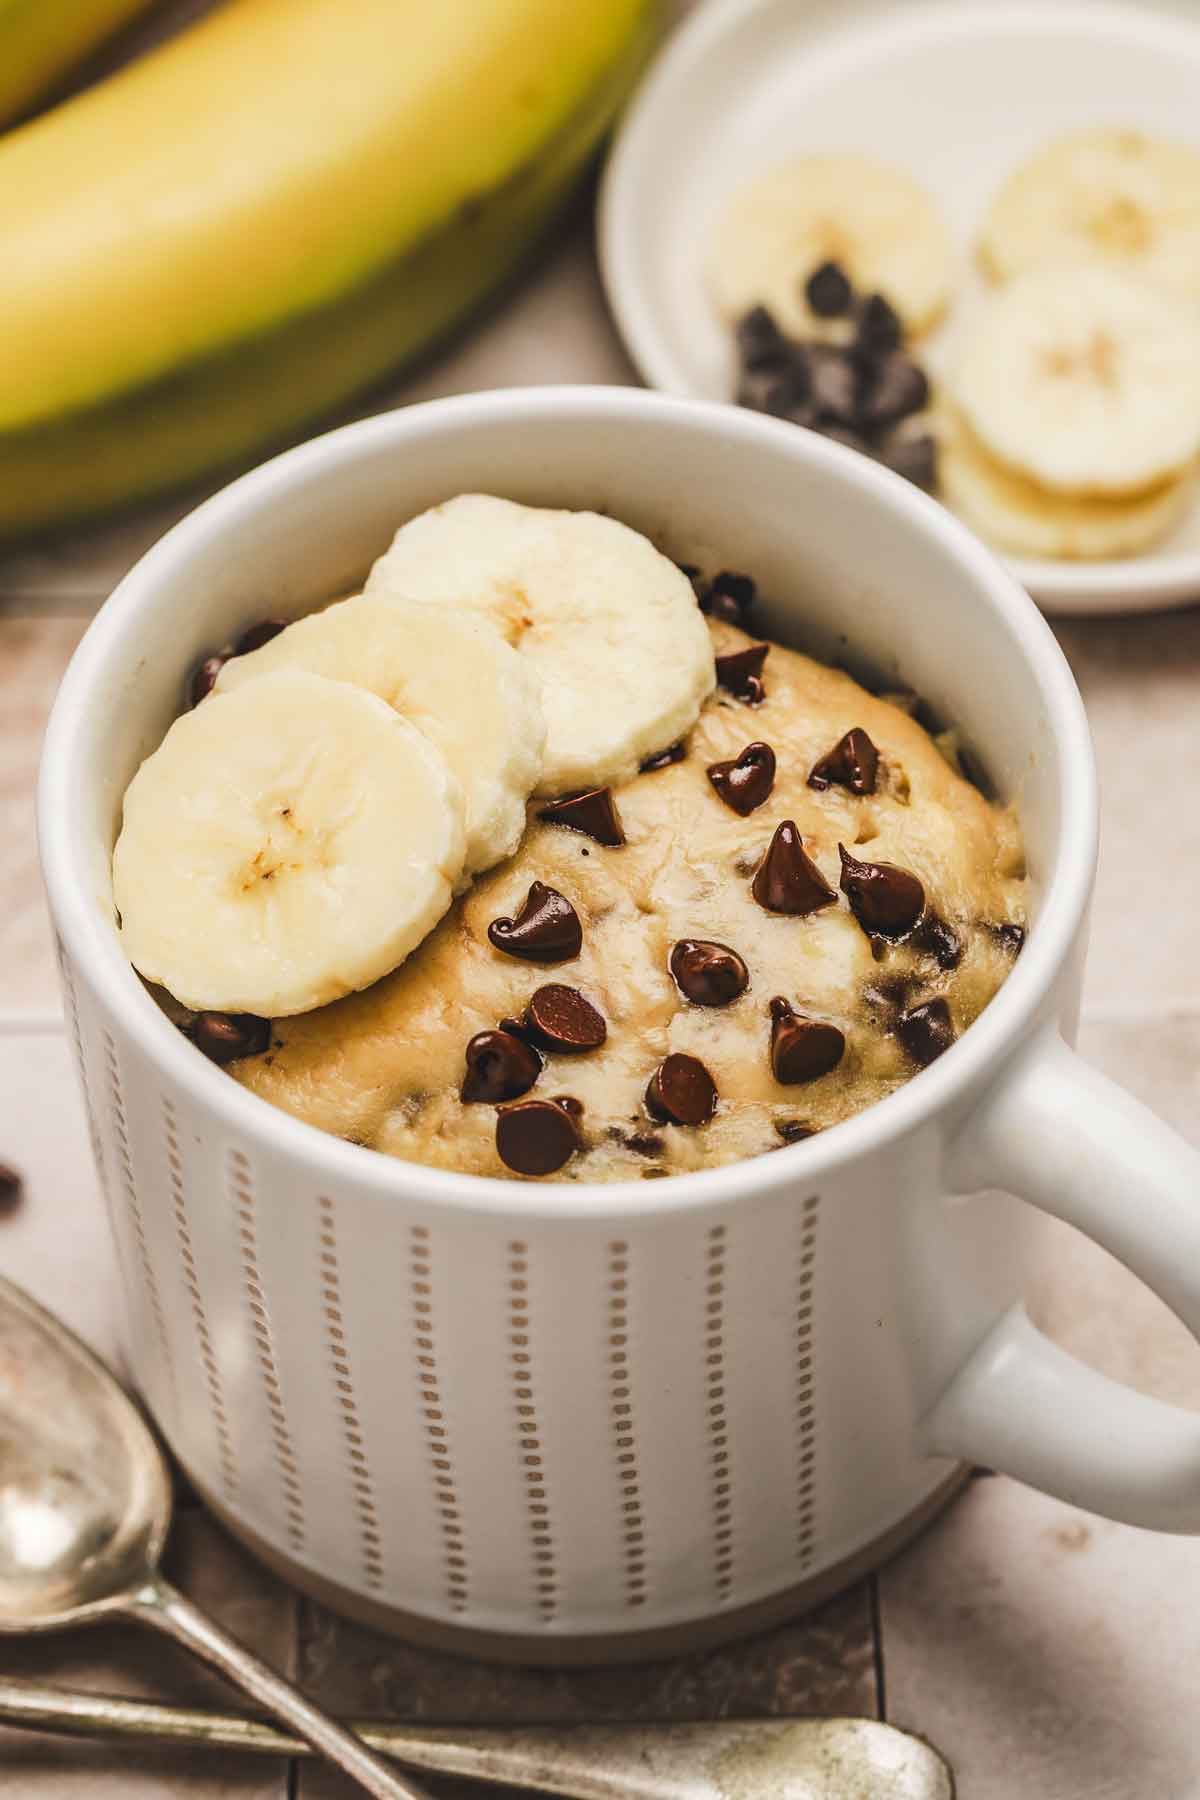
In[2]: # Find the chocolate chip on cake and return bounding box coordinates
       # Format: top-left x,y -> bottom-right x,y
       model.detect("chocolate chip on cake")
990,922 -> 1026,955
645,1053 -> 718,1126
188,653 -> 228,708
190,1011 -> 271,1064
707,570 -> 757,626
808,727 -> 879,795
707,740 -> 776,815
715,642 -> 770,704
461,1029 -> 542,1104
769,997 -> 846,1085
670,939 -> 749,1007
538,787 -> 624,847
838,844 -> 925,938
496,1098 -> 581,1175
488,881 -> 582,963
805,259 -> 854,318
912,911 -> 963,971
774,1119 -> 816,1145
524,984 -> 607,1053
640,741 -> 687,773
233,618 -> 287,655
752,822 -> 838,916
897,997 -> 956,1067
623,1129 -> 666,1158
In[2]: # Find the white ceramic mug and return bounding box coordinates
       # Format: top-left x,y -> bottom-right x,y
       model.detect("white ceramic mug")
39,389 -> 1200,1664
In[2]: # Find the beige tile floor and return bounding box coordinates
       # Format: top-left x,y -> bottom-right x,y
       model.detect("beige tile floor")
2,126 -> 1200,1800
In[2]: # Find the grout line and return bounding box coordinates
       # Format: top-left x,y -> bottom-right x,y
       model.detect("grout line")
869,1571 -> 888,1722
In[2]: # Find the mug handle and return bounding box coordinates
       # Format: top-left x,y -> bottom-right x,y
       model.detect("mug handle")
919,1027 -> 1200,1531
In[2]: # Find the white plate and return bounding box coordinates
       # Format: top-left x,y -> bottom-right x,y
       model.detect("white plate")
599,0 -> 1200,615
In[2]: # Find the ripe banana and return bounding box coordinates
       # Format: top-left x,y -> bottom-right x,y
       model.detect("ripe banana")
113,670 -> 466,1016
366,495 -> 716,794
709,153 -> 953,338
0,0 -> 658,540
0,0 -> 157,128
216,594 -> 546,877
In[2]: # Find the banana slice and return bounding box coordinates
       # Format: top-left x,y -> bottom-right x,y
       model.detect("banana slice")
953,267 -> 1200,497
937,406 -> 1194,559
113,670 -> 466,1016
708,153 -> 953,337
215,594 -> 543,876
366,495 -> 715,795
980,129 -> 1200,301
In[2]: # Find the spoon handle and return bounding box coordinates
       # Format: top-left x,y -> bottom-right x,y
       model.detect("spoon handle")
121,1575 -> 432,1800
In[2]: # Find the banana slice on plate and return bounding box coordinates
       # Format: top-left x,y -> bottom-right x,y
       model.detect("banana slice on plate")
953,267 -> 1200,497
980,129 -> 1200,301
215,595 -> 544,876
366,495 -> 715,795
113,670 -> 466,1017
937,406 -> 1194,560
707,153 -> 953,337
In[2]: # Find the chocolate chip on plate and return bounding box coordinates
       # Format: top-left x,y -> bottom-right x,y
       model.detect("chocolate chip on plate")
496,1098 -> 581,1176
0,1163 -> 23,1214
735,305 -> 790,370
911,911 -> 963,971
460,1029 -> 542,1104
897,997 -> 956,1067
190,1012 -> 272,1064
752,822 -> 838,916
769,996 -> 846,1085
859,351 -> 930,430
838,844 -> 925,938
856,292 -> 902,353
524,984 -> 607,1053
640,741 -> 687,773
707,570 -> 757,626
488,881 -> 582,962
538,787 -> 624,846
707,740 -> 776,815
715,642 -> 770,704
645,1053 -> 718,1127
188,653 -> 228,709
878,432 -> 938,492
808,727 -> 879,795
805,259 -> 854,318
669,939 -> 749,1008
233,618 -> 287,655
774,1118 -> 816,1145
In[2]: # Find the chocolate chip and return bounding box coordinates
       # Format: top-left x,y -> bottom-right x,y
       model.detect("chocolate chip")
707,740 -> 776,815
878,432 -> 937,492
234,618 -> 287,655
708,570 -> 757,626
624,1130 -> 665,1158
738,368 -> 805,417
769,996 -> 845,1084
670,939 -> 749,1007
538,787 -> 624,847
912,911 -> 963,971
495,1098 -> 581,1176
715,643 -> 770,704
817,422 -> 875,457
524,984 -> 607,1053
807,346 -> 861,425
860,352 -> 929,429
488,881 -> 582,962
838,844 -> 924,937
856,292 -> 902,353
0,1163 -> 22,1214
188,653 -> 228,708
752,822 -> 837,916
808,727 -> 879,795
897,997 -> 956,1067
990,922 -> 1026,955
640,741 -> 687,773
645,1053 -> 718,1126
735,305 -> 790,369
460,1029 -> 541,1103
774,1119 -> 816,1144
805,260 -> 853,317
190,1012 -> 271,1064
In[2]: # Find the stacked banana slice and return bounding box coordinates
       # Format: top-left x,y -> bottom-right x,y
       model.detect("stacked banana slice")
112,499 -> 715,1019
941,129 -> 1200,558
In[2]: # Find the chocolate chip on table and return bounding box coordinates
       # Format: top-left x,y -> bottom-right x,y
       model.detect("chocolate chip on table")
897,997 -> 956,1067
495,1098 -> 581,1176
774,1119 -> 816,1145
735,304 -> 791,369
912,911 -> 963,971
856,291 -> 902,353
805,259 -> 854,318
859,351 -> 930,430
707,740 -> 776,816
715,642 -> 770,704
707,570 -> 757,626
0,1163 -> 23,1214
990,922 -> 1026,956
752,822 -> 838,916
808,727 -> 879,796
645,1053 -> 718,1126
524,984 -> 607,1054
460,1029 -> 542,1104
488,881 -> 582,962
878,432 -> 938,492
233,618 -> 287,655
188,653 -> 228,708
190,1011 -> 272,1064
769,996 -> 846,1085
640,741 -> 687,773
538,787 -> 624,847
838,844 -> 925,938
669,939 -> 749,1008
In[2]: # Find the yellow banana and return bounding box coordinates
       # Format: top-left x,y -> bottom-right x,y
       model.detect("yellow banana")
0,0 -> 659,539
0,0 -> 158,128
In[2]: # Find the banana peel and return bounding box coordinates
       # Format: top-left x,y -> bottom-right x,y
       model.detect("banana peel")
0,0 -> 158,128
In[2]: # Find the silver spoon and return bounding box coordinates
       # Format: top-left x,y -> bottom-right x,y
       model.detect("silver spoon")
0,1274 -> 429,1799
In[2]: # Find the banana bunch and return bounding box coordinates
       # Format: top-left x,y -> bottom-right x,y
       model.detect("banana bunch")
0,0 -> 658,541
0,0 -> 157,128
